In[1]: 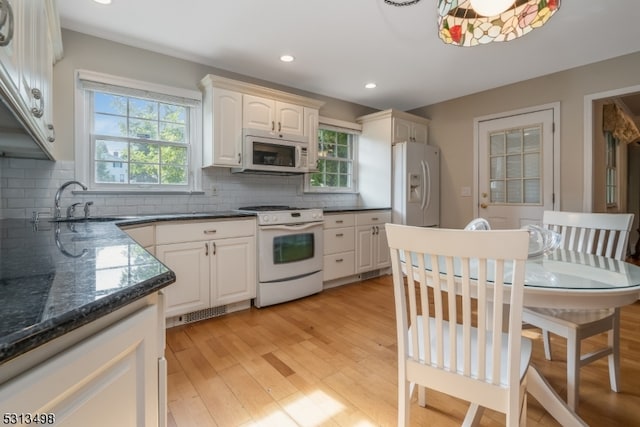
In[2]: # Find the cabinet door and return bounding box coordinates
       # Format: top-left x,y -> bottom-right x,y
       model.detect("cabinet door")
243,94 -> 275,132
374,224 -> 391,269
210,236 -> 256,306
356,225 -> 375,273
156,241 -> 210,317
0,0 -> 21,97
412,122 -> 428,144
393,118 -> 413,143
212,88 -> 242,166
276,101 -> 304,135
304,107 -> 319,171
0,304 -> 161,427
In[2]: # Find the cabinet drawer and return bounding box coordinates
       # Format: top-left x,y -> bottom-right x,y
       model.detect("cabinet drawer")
121,225 -> 155,248
324,213 -> 355,229
323,252 -> 355,281
356,211 -> 391,226
156,219 -> 255,244
324,227 -> 355,254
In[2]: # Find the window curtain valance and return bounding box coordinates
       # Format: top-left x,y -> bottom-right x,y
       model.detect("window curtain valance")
603,103 -> 640,144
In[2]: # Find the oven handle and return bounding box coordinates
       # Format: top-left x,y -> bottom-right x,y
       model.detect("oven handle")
260,221 -> 323,231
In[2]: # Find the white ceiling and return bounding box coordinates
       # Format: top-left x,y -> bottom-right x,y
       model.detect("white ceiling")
57,0 -> 640,111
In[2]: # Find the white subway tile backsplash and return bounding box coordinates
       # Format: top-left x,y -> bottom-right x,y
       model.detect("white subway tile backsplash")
1,158 -> 362,218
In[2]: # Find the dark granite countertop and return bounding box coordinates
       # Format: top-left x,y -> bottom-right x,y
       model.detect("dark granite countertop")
321,206 -> 391,213
0,211 -> 255,365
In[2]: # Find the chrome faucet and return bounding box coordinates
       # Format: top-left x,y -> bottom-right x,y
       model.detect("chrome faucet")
54,180 -> 87,219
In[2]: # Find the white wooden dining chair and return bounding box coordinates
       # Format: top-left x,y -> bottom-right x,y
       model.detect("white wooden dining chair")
386,224 -> 532,426
522,210 -> 634,410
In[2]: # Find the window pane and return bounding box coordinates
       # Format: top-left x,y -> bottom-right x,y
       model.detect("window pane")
337,143 -> 349,158
161,165 -> 188,185
161,145 -> 187,165
131,142 -> 159,163
129,98 -> 158,120
159,103 -> 186,124
95,93 -> 127,115
506,130 -> 521,153
523,153 -> 539,178
95,161 -> 129,184
159,122 -> 186,143
490,156 -> 505,179
506,154 -> 521,178
490,133 -> 505,155
523,127 -> 540,152
95,113 -> 127,137
339,161 -> 350,174
130,163 -> 159,184
524,179 -> 540,204
490,180 -> 505,203
507,180 -> 522,203
95,139 -> 128,161
129,119 -> 158,139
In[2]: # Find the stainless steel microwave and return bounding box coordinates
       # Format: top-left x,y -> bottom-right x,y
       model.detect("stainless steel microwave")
232,129 -> 309,175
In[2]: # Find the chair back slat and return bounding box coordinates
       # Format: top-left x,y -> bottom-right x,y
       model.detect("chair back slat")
386,225 -> 529,390
543,211 -> 634,261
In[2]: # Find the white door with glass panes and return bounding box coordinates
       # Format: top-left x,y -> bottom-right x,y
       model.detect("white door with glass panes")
477,108 -> 556,229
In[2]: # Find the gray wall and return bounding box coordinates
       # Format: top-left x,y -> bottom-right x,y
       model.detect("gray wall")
410,52 -> 640,228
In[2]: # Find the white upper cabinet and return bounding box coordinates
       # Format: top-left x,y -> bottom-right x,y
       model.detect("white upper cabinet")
243,94 -> 304,136
199,78 -> 243,167
199,75 -> 324,168
0,0 -> 62,159
304,107 -> 319,171
393,117 -> 428,144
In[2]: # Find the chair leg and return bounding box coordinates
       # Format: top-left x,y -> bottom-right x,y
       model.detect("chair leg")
608,309 -> 621,392
566,329 -> 580,410
542,329 -> 552,360
462,403 -> 484,427
398,379 -> 410,426
418,385 -> 426,407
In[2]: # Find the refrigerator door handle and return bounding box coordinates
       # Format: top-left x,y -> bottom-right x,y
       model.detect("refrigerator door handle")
421,160 -> 431,211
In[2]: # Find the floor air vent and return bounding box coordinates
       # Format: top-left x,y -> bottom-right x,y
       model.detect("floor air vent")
181,306 -> 227,324
360,269 -> 381,280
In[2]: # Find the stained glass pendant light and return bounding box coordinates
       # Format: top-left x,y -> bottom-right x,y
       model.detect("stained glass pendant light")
438,0 -> 561,46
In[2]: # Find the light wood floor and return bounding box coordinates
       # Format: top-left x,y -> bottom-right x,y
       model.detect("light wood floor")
165,275 -> 640,426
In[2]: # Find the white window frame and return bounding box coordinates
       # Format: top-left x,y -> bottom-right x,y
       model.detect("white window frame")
305,119 -> 360,193
74,70 -> 202,193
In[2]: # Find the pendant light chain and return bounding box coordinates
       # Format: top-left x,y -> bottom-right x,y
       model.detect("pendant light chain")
383,0 -> 422,6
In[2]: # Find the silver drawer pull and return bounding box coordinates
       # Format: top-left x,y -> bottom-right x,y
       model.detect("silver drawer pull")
336,233 -> 344,237
335,258 -> 344,263
371,217 -> 379,221
204,229 -> 217,234
335,220 -> 344,224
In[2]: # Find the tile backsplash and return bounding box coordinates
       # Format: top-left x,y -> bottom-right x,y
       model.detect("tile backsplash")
0,158 -> 361,219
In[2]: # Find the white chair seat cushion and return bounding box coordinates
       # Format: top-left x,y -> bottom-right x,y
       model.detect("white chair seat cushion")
524,307 -> 615,325
409,316 -> 532,387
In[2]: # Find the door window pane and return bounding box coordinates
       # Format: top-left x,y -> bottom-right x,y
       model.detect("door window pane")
488,124 -> 542,205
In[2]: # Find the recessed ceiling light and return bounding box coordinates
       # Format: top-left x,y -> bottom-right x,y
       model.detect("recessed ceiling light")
365,83 -> 377,89
280,55 -> 295,63
94,0 -> 112,4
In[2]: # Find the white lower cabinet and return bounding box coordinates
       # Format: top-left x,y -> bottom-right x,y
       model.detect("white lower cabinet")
0,300 -> 164,427
355,211 -> 391,274
156,241 -> 210,317
323,213 -> 356,281
155,219 -> 256,318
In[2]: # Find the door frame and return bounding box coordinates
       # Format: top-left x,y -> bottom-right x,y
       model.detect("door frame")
583,84 -> 640,212
473,102 -> 561,219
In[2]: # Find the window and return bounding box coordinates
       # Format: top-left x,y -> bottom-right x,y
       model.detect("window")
489,125 -> 542,205
307,124 -> 358,192
605,131 -> 618,206
75,70 -> 202,192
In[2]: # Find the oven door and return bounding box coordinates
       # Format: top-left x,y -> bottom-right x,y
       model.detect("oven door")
258,221 -> 323,283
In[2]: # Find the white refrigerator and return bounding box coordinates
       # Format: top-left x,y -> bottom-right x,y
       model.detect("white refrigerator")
392,142 -> 440,227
